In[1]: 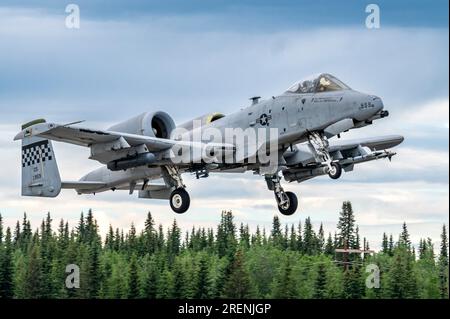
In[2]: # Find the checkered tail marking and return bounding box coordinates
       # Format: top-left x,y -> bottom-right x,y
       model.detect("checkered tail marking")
22,140 -> 53,168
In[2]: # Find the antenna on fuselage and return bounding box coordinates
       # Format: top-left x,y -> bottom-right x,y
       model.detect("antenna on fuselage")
249,96 -> 261,105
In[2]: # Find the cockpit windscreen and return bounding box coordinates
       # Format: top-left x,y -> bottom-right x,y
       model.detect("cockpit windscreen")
285,73 -> 350,94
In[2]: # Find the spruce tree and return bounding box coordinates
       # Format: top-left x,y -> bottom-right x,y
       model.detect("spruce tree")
128,254 -> 139,298
343,265 -> 363,299
382,233 -> 389,254
172,261 -> 188,299
239,223 -> 250,249
86,238 -> 102,298
167,219 -> 181,262
207,228 -> 215,253
23,245 -> 44,298
0,213 -> 3,244
40,212 -> 55,298
314,262 -> 327,299
317,223 -> 325,253
13,221 -> 21,249
399,222 -> 411,251
105,225 -> 115,250
336,201 -> 356,254
0,227 -> 13,298
289,224 -> 297,250
283,225 -> 289,250
157,225 -> 165,252
388,234 -> 394,256
143,258 -> 159,298
57,219 -> 69,253
223,249 -> 252,298
156,268 -> 173,299
144,212 -> 156,254
216,211 -> 236,258
388,245 -> 418,299
128,223 -> 137,253
77,212 -> 85,243
194,255 -> 210,299
114,228 -> 121,251
297,221 -> 303,253
325,233 -> 334,256
418,239 -> 425,260
303,217 -> 317,255
272,255 -> 297,298
270,216 -> 283,249
439,224 -> 449,299
18,214 -> 32,251
251,226 -> 262,246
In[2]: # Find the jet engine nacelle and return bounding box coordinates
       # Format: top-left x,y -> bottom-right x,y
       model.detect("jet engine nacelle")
108,111 -> 176,139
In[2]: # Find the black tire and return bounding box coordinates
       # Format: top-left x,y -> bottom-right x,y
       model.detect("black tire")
170,188 -> 190,214
277,191 -> 298,216
328,162 -> 342,180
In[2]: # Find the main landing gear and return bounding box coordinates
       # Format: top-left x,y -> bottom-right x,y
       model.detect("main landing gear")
265,174 -> 298,216
308,131 -> 342,180
164,166 -> 190,214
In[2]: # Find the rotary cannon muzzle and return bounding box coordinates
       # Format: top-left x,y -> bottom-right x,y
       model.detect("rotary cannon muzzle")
380,110 -> 389,118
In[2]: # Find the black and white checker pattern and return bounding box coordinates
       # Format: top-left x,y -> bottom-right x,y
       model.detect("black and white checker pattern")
22,140 -> 52,168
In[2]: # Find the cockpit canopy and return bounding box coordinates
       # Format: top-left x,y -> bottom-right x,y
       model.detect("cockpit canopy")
285,73 -> 351,94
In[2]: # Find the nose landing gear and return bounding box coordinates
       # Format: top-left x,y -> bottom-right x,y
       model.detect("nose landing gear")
327,162 -> 342,179
308,131 -> 342,180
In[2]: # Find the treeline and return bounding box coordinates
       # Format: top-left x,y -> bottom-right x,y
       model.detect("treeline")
0,201 -> 448,299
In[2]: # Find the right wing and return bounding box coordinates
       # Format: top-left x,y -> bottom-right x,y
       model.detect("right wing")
283,135 -> 404,183
328,135 -> 404,153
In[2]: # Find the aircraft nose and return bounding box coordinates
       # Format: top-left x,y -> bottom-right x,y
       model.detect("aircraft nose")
371,95 -> 384,112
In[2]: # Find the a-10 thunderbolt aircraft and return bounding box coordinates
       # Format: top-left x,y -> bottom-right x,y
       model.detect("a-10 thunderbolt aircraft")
14,73 -> 403,215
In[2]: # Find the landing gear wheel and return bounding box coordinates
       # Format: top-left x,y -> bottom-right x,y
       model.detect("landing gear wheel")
170,188 -> 190,214
328,162 -> 342,180
277,191 -> 298,216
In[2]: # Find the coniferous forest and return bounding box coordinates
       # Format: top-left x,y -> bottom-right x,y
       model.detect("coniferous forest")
0,201 -> 448,299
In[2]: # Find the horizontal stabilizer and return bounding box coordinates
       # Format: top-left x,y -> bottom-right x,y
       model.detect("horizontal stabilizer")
61,181 -> 107,190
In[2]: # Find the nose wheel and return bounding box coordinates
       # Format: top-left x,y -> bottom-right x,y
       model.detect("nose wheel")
328,162 -> 342,179
308,132 -> 343,180
170,188 -> 190,214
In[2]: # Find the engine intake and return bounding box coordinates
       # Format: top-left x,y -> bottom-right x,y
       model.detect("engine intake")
107,111 -> 176,138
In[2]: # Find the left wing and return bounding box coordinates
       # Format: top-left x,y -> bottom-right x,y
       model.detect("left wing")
14,121 -> 235,164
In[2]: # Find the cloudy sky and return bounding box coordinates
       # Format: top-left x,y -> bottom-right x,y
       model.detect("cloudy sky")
0,0 -> 448,250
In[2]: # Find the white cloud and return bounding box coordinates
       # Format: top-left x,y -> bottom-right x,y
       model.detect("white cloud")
403,98 -> 449,130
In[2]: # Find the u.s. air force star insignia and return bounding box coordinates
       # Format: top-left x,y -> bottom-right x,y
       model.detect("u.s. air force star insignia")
259,113 -> 272,126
